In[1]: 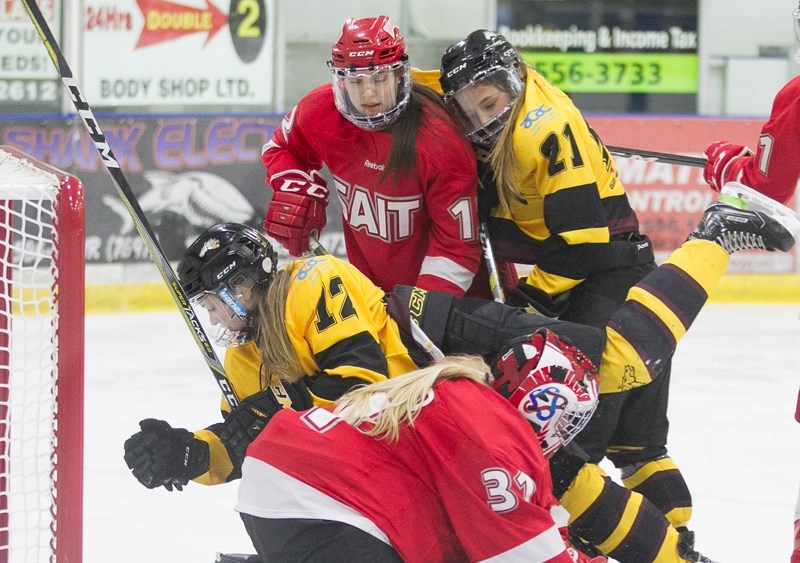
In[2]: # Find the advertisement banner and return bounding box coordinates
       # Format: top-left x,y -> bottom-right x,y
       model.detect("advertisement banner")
497,0 -> 698,113
497,0 -> 698,94
0,114 -> 346,264
0,0 -> 60,109
0,114 -> 795,274
590,115 -> 798,273
82,0 -> 275,106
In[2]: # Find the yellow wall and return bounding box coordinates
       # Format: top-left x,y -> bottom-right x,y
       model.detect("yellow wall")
85,274 -> 800,314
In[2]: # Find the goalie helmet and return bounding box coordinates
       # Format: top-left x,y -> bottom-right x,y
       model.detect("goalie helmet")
328,15 -> 412,131
439,29 -> 526,147
178,223 -> 278,347
491,329 -> 599,458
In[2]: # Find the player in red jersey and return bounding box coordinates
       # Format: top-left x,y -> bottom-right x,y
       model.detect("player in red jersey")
705,8 -> 800,561
236,352 -> 604,563
125,190 -> 798,560
703,74 -> 800,206
261,15 -> 485,297
703,2 -> 800,209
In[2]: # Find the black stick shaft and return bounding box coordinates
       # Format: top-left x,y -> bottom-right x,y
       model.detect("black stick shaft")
606,145 -> 706,168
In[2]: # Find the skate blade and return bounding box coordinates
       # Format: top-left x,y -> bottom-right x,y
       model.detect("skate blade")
721,182 -> 800,239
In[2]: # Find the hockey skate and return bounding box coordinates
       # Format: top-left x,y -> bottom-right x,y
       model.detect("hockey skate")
676,527 -> 719,563
688,182 -> 800,253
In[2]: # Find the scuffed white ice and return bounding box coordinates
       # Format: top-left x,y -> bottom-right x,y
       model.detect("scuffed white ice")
84,304 -> 800,563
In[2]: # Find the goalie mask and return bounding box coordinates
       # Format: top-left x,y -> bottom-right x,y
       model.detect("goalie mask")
491,329 -> 599,458
439,29 -> 526,148
328,15 -> 412,131
178,223 -> 277,347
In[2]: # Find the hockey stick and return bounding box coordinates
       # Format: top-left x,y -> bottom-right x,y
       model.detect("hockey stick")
606,145 -> 706,168
479,222 -> 506,303
21,0 -> 241,408
307,231 -> 327,256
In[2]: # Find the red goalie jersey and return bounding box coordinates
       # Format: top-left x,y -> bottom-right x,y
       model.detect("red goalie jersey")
237,378 -> 574,562
262,85 -> 482,296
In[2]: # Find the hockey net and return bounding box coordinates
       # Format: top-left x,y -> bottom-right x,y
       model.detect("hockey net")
0,145 -> 84,563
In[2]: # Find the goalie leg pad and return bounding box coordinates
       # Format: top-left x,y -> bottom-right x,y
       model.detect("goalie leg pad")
443,297 -> 606,364
386,284 -> 454,366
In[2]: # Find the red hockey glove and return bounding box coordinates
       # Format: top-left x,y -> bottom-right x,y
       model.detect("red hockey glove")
264,172 -> 329,257
703,141 -> 752,192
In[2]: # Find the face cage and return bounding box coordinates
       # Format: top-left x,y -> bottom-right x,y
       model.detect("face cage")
190,282 -> 256,348
546,399 -> 598,455
515,377 -> 598,458
443,67 -> 525,148
330,58 -> 412,131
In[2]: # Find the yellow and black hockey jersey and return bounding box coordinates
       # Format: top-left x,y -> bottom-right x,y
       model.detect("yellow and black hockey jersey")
194,255 -> 424,484
225,254 -> 421,408
487,68 -> 645,299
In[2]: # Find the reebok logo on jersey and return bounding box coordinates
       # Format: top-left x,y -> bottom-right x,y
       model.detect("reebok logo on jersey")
364,159 -> 385,171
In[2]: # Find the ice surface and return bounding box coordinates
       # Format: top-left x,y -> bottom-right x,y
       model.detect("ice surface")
84,304 -> 800,563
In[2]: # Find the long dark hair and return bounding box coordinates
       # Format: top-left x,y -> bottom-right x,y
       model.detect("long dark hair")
382,83 -> 456,187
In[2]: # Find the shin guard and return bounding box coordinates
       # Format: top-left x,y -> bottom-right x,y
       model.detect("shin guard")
561,463 -> 686,563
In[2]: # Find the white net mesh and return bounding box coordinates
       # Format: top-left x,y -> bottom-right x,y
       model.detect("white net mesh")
0,148 -> 60,563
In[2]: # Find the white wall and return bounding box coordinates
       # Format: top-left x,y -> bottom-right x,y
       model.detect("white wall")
704,0 -> 797,57
278,0 -> 800,116
282,0 -> 491,42
700,0 -> 798,116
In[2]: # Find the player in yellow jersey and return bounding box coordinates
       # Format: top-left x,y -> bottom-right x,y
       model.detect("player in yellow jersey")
124,186 -> 797,562
437,30 -> 799,563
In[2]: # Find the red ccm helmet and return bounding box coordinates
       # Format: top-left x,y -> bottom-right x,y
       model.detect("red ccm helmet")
329,16 -> 412,131
492,329 -> 599,458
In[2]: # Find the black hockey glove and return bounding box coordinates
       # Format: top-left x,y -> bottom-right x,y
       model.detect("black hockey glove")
219,381 -> 313,469
123,418 -> 209,492
507,279 -> 571,318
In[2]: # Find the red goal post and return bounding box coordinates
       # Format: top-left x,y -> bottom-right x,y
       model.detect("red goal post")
0,145 -> 84,562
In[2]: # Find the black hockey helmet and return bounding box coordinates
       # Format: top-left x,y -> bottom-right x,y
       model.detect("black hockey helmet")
178,223 -> 278,346
439,30 -> 526,147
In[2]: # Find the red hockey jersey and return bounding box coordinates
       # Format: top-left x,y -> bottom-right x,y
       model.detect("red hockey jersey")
262,85 -> 482,296
237,378 -> 572,562
726,75 -> 800,205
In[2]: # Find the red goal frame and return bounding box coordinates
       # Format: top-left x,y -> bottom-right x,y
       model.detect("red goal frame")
0,145 -> 84,563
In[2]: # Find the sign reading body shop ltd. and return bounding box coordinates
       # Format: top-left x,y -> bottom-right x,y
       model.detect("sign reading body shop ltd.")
497,0 -> 698,108
82,0 -> 275,106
